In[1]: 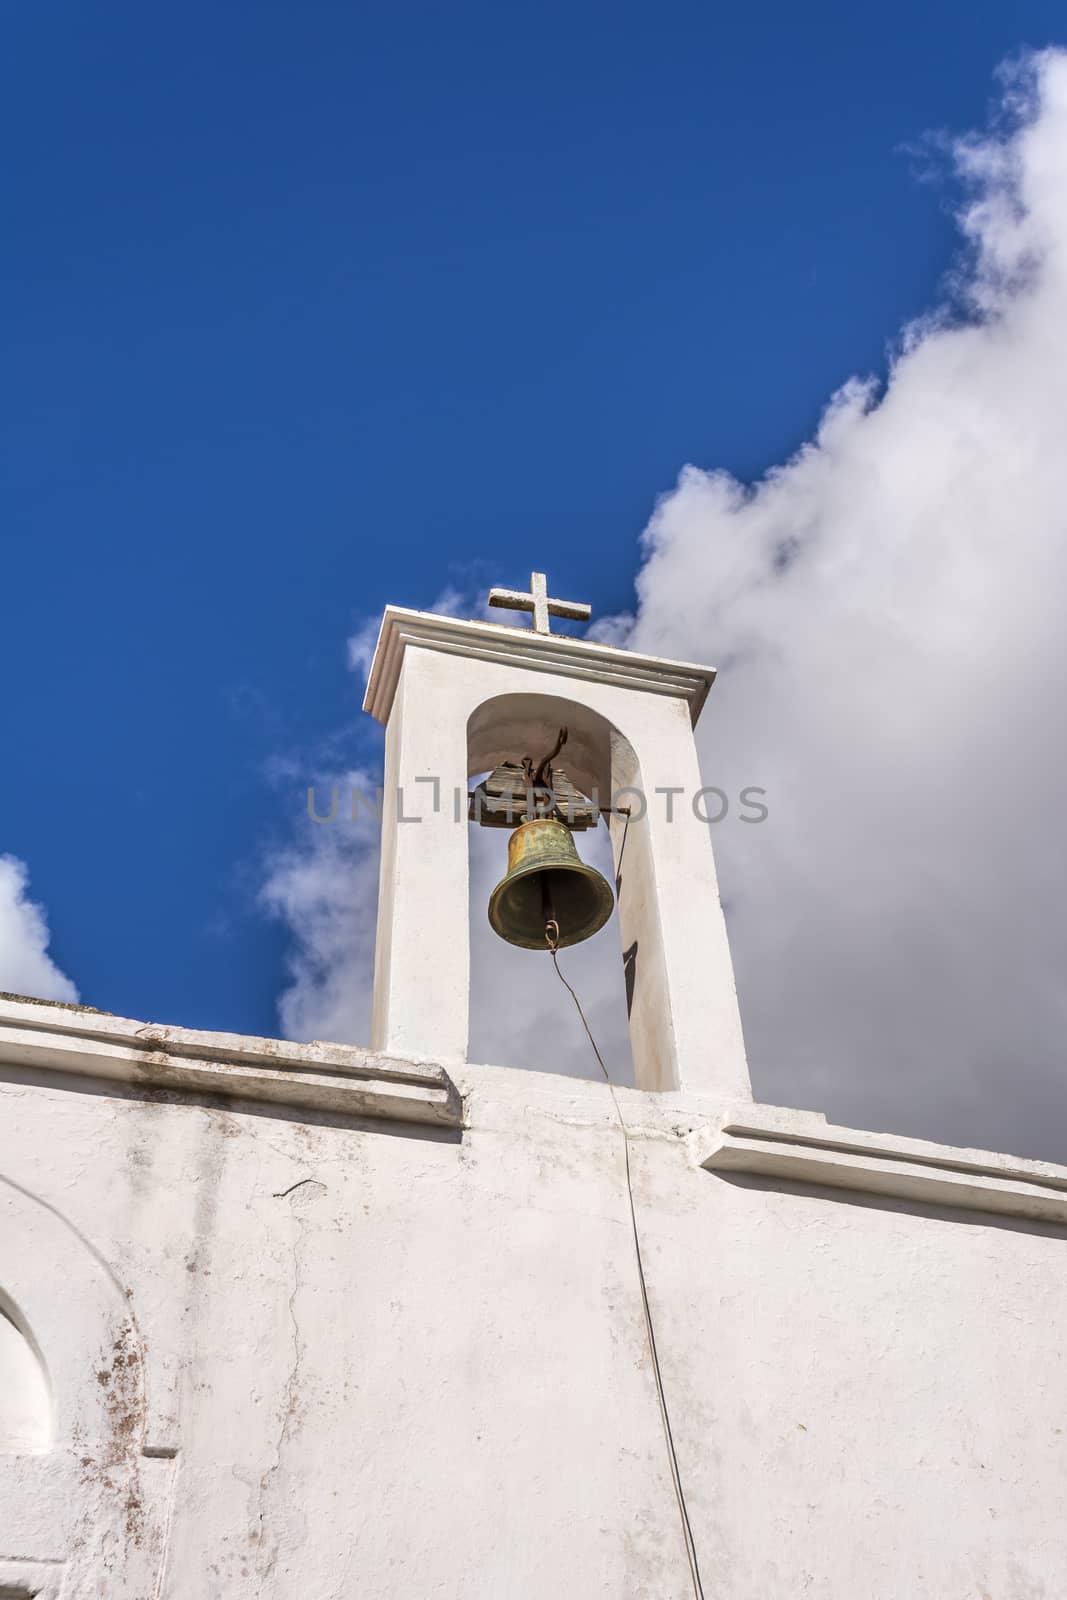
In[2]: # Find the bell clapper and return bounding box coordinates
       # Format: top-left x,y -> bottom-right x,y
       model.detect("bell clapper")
540,870 -> 556,936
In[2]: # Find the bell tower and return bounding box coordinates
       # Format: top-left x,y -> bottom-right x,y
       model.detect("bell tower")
363,575 -> 751,1101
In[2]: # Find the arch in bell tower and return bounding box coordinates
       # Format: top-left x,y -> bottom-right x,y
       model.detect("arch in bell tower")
365,602 -> 750,1098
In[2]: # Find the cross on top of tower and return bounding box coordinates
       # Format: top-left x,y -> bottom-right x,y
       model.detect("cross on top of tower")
487,571 -> 592,635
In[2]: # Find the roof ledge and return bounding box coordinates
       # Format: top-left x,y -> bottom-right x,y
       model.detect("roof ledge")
692,1104 -> 1067,1225
362,607 -> 717,726
0,996 -> 463,1130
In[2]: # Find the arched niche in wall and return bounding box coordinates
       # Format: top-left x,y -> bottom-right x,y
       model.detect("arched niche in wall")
0,1176 -> 168,1596
0,1294 -> 50,1454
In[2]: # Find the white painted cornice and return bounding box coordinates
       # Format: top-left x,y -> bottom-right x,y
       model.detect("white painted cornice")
0,995 -> 463,1129
6,990 -> 1064,1219
362,607 -> 717,726
692,1104 -> 1067,1225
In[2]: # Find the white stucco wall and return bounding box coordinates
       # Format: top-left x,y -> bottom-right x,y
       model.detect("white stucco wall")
1,998 -> 1066,1599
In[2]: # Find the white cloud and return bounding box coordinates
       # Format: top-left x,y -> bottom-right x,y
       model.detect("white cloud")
260,771 -> 382,1046
0,855 -> 78,1005
264,50 -> 1067,1158
606,48 -> 1067,1159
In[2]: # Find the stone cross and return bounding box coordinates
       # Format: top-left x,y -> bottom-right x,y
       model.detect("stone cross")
487,571 -> 592,635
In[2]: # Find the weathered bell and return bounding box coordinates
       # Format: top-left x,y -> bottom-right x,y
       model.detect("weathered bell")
488,815 -> 614,950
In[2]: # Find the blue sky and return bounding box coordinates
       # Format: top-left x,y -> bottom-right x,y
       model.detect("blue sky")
4,1 -> 1066,1045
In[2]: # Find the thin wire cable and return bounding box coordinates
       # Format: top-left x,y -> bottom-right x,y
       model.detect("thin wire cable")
545,921 -> 706,1600
607,804 -> 632,892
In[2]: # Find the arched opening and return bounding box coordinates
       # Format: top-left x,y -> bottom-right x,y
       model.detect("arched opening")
467,693 -> 638,1084
0,1296 -> 50,1454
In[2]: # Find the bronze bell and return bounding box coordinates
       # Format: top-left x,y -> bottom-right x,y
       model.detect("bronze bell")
488,815 -> 614,950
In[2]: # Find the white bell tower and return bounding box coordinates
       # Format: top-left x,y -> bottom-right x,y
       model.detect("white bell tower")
363,575 -> 751,1100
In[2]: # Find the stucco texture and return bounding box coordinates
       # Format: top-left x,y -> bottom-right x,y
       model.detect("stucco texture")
2,1035 -> 1065,1599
